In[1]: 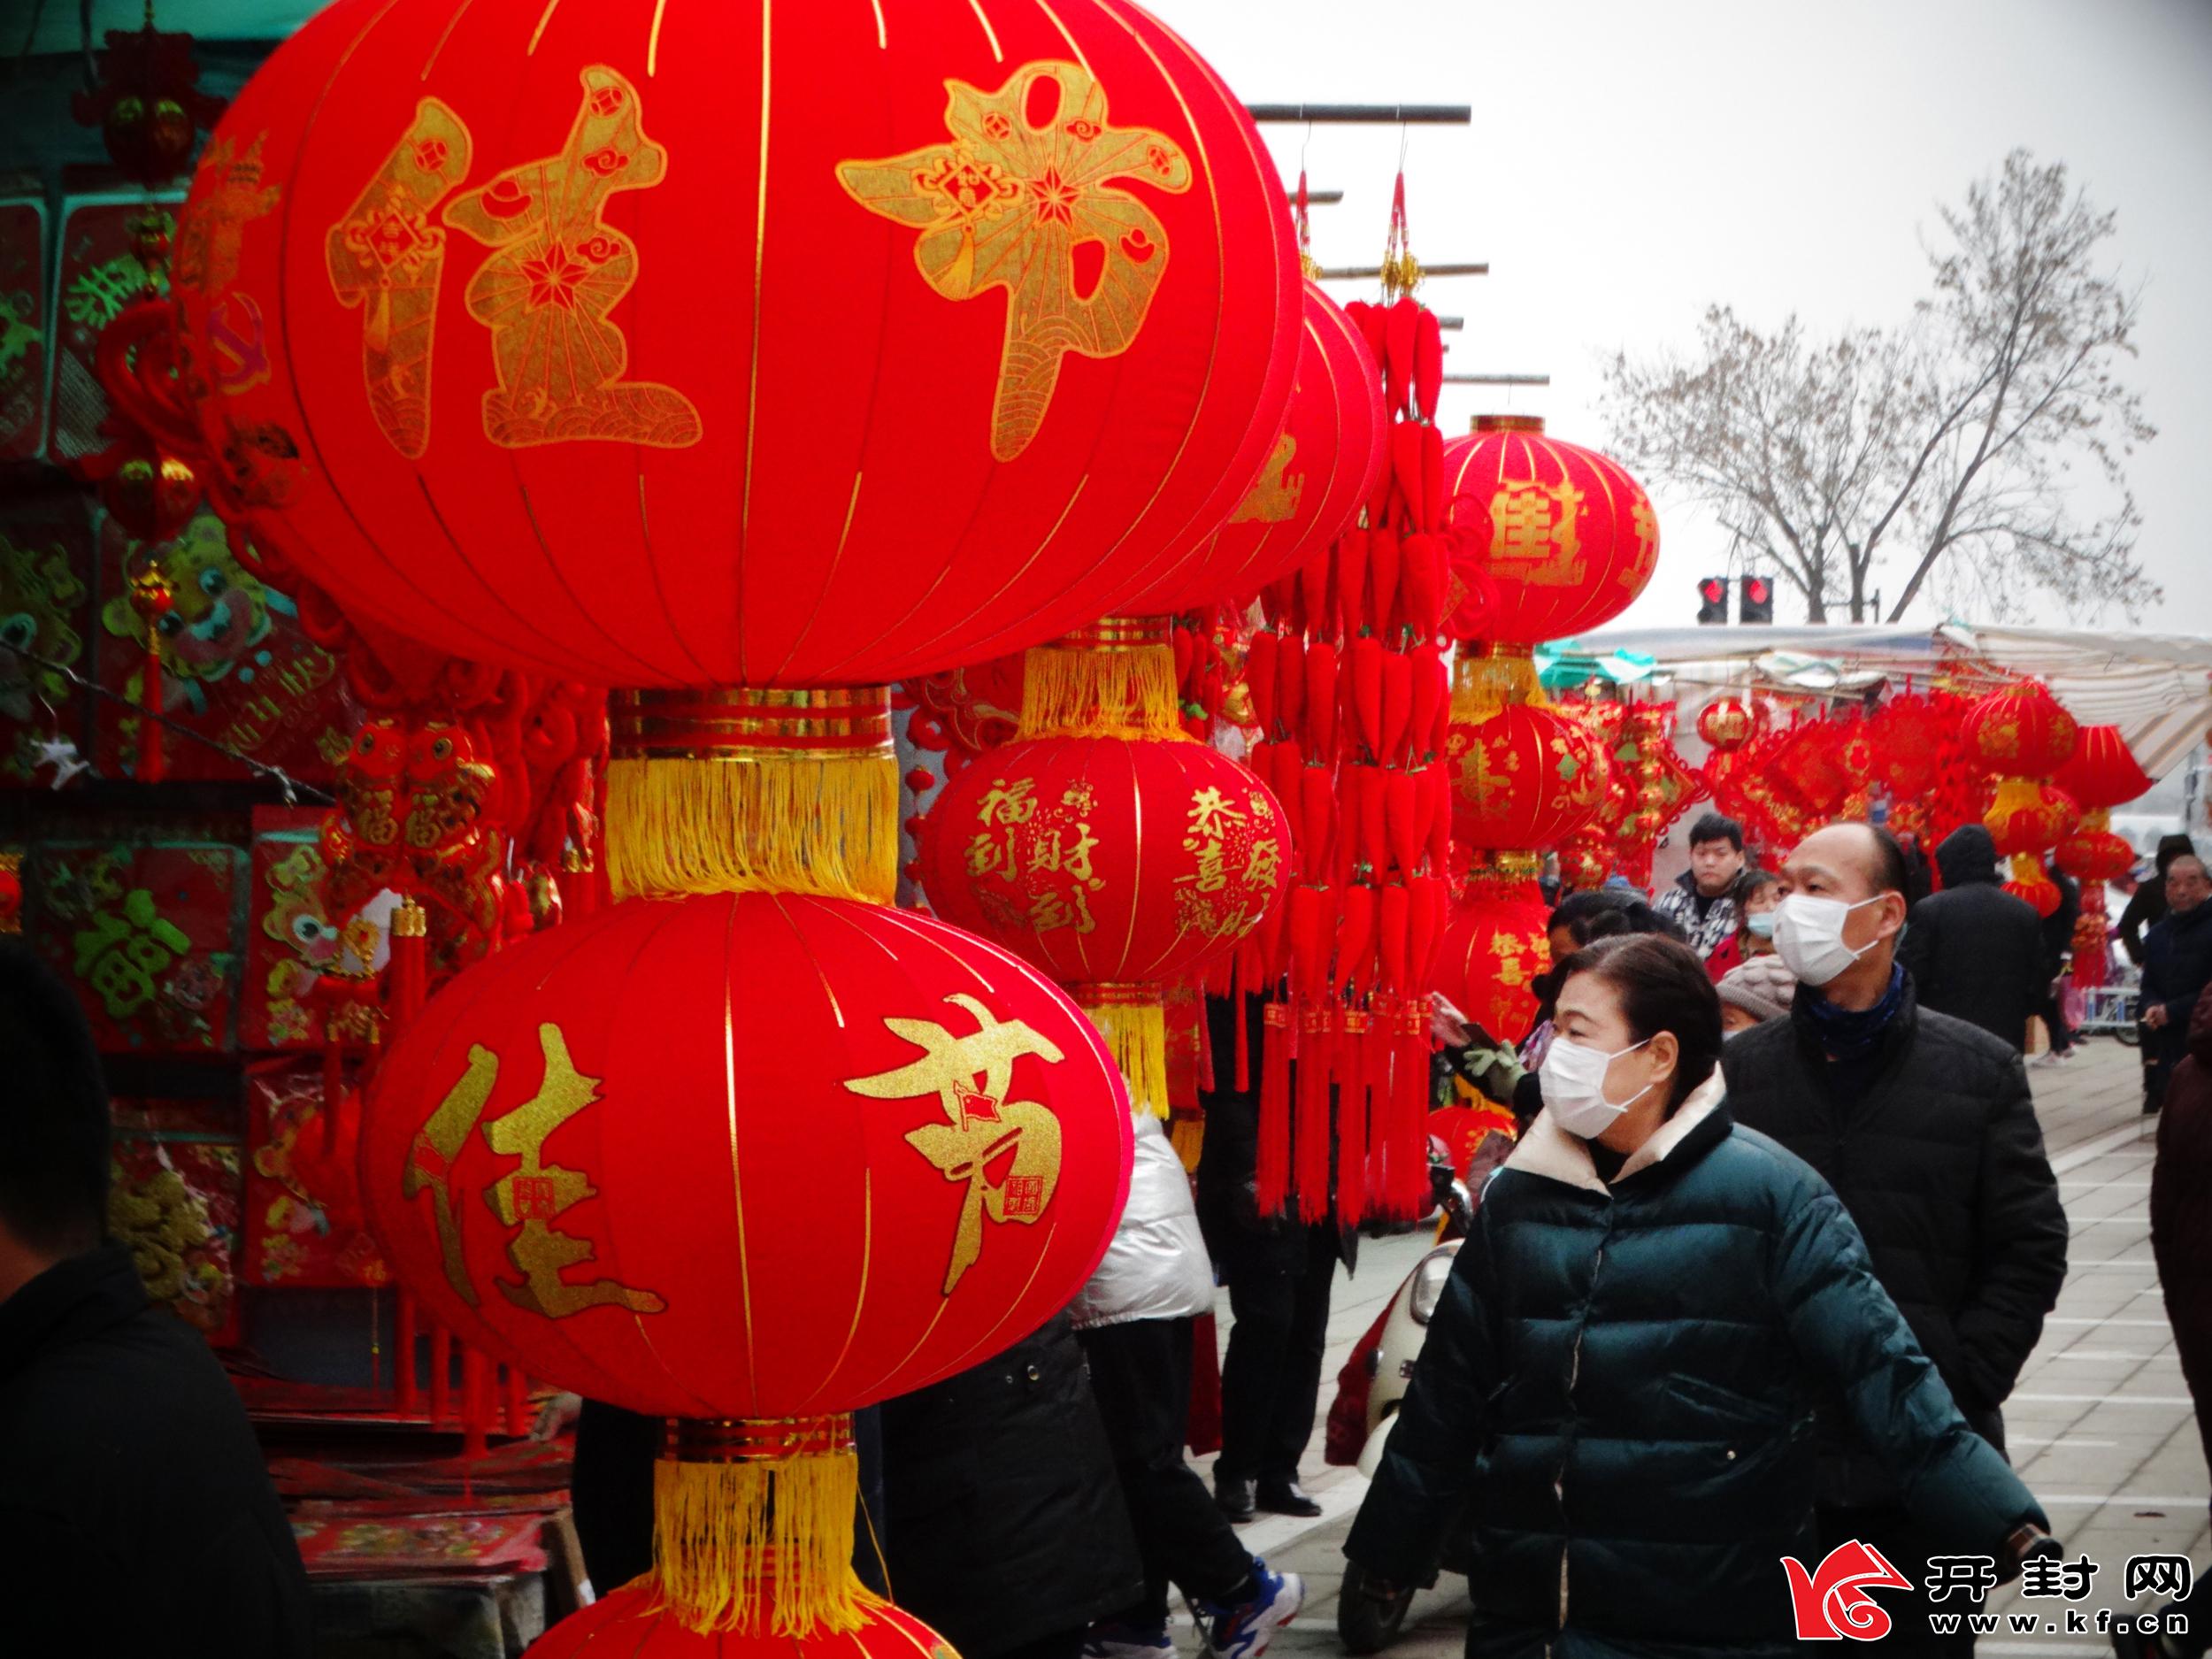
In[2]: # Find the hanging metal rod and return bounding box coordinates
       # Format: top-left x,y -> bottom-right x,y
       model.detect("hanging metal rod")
1436,317 -> 1463,331
1442,373 -> 1552,386
1286,188 -> 1346,204
1313,262 -> 1488,280
1247,104 -> 1472,125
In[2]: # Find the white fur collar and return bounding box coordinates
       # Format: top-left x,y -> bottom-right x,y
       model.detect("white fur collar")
1503,1071 -> 1729,1195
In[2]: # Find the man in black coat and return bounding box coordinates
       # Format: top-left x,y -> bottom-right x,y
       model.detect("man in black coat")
1725,824 -> 2067,1656
2120,833 -> 2197,965
1197,991 -> 1352,1524
1897,824 -> 2047,1050
2141,854 -> 2212,1114
0,944 -> 310,1655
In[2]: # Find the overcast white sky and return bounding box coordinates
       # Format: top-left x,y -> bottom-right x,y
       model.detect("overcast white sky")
1160,0 -> 2212,635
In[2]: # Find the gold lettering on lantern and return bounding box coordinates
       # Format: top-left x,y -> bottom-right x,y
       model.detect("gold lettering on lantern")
1174,784 -> 1272,941
836,61 -> 1191,462
1486,478 -> 1587,587
327,99 -> 473,458
844,994 -> 1066,1295
404,1023 -> 665,1318
179,132 -> 280,294
1229,433 -> 1303,526
442,66 -> 702,449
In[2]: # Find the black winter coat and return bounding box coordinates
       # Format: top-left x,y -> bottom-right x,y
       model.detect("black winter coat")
2121,833 -> 2198,965
1344,1079 -> 2044,1659
878,1312 -> 1141,1656
1723,975 -> 2067,1507
1898,825 -> 2047,1049
2142,902 -> 2212,1091
0,1247 -> 311,1656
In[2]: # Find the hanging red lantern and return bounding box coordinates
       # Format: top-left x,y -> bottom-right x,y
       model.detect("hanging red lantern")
1129,280 -> 1387,612
171,0 -> 1300,686
1444,697 -> 1610,853
1871,692 -> 1957,800
1985,779 -> 2080,855
1432,879 -> 1550,1046
532,1579 -> 949,1659
2055,824 -> 2136,885
921,733 -> 1289,1111
2054,725 -> 2154,811
1962,682 -> 2078,777
1440,416 -> 1660,646
1695,695 -> 1762,753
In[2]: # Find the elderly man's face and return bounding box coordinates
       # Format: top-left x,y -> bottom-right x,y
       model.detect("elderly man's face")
2169,857 -> 2211,914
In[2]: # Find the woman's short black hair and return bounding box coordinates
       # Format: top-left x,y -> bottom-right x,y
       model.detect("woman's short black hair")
1546,888 -> 1634,945
1556,933 -> 1724,1113
1736,869 -> 1778,904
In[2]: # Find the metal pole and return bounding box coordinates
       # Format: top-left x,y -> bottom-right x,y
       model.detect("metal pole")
1246,104 -> 1471,125
1314,262 -> 1488,280
1285,188 -> 1345,204
1442,373 -> 1551,387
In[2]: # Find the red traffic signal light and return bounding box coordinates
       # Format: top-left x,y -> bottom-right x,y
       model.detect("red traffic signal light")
1740,574 -> 1775,625
1697,576 -> 1729,625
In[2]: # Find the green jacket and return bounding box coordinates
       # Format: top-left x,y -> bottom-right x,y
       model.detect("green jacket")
1344,1075 -> 2044,1658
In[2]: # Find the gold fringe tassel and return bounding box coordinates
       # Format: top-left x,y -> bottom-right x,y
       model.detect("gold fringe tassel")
1169,1109 -> 1205,1172
1078,989 -> 1170,1118
605,754 -> 898,905
649,1448 -> 881,1636
1451,643 -> 1542,720
1018,639 -> 1187,741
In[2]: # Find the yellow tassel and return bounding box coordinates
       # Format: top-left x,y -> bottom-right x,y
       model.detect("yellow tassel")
1018,632 -> 1187,741
1079,989 -> 1169,1118
1451,643 -> 1542,719
649,1446 -> 881,1635
1169,1109 -> 1205,1171
605,754 -> 897,904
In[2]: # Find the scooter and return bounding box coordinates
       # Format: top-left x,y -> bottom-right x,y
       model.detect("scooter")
1325,1124 -> 1512,1652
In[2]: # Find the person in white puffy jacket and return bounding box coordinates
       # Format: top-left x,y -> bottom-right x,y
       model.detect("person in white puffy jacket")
1072,1110 -> 1304,1659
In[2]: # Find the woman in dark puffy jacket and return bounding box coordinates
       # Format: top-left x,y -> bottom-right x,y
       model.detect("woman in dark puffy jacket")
1348,935 -> 2051,1658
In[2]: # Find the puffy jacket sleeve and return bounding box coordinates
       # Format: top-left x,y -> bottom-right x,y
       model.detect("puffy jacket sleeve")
1343,1204 -> 1500,1586
1773,1184 -> 2047,1552
1949,1053 -> 2068,1408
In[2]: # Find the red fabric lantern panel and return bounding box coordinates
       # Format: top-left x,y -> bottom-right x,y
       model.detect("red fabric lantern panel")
1871,692 -> 1958,801
1432,887 -> 1550,1045
1445,701 -> 1609,853
1130,280 -> 1386,613
2055,824 -> 2135,885
172,0 -> 1300,686
362,891 -> 1133,1418
2054,725 -> 2154,811
1440,417 -> 1659,646
922,735 -> 1289,987
1962,682 -> 2078,777
534,1579 -> 949,1658
1985,780 -> 2080,856
1695,696 -> 1761,753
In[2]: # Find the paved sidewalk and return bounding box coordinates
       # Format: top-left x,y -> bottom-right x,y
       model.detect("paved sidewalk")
1183,1035 -> 2198,1657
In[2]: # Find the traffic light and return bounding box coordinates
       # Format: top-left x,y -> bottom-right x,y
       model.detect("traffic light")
1740,573 -> 1775,625
1697,576 -> 1729,625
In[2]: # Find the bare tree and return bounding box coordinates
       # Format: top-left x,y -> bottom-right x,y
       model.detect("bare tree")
1600,151 -> 2158,624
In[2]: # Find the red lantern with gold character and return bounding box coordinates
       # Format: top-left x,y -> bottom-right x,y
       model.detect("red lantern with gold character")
1440,417 -> 1661,647
1432,876 -> 1550,1047
923,732 -> 1289,1114
170,0 -> 1300,686
1962,682 -> 2078,777
1696,696 -> 1762,753
1985,780 -> 2081,856
1444,695 -> 1610,853
365,887 -> 1132,1627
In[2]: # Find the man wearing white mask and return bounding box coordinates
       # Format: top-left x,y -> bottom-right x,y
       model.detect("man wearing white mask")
1724,822 -> 2067,1656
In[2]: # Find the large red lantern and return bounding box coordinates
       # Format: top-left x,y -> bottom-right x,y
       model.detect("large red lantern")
1433,882 -> 1550,1047
532,1580 -> 949,1659
170,0 -> 1299,686
1445,699 -> 1610,853
1985,779 -> 2080,855
1440,416 -> 1660,646
922,733 -> 1289,1111
1129,279 -> 1387,612
2055,725 -> 2154,811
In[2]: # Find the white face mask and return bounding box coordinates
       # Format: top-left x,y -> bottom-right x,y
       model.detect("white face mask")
1540,1035 -> 1654,1140
1773,894 -> 1885,987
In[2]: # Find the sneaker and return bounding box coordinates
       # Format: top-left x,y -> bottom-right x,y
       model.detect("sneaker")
1205,1559 -> 1306,1659
2032,1050 -> 2069,1067
1084,1622 -> 1173,1659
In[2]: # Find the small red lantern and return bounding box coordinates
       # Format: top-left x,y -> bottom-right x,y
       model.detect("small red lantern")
922,733 -> 1289,1111
172,0 -> 1300,685
1696,696 -> 1761,753
1985,780 -> 2080,856
1962,682 -> 2078,777
2055,825 -> 2135,885
1432,883 -> 1550,1047
1440,416 -> 1660,646
1445,701 -> 1610,853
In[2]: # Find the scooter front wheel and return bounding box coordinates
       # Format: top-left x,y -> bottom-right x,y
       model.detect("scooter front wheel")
1337,1562 -> 1416,1655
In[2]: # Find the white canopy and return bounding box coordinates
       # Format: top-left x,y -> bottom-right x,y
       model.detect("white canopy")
1558,623 -> 2212,780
